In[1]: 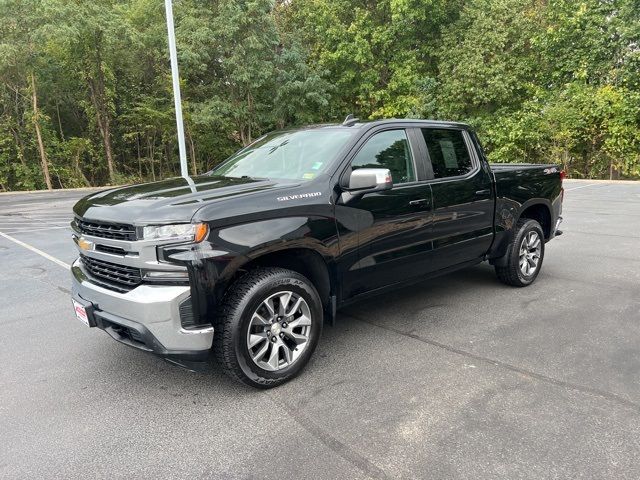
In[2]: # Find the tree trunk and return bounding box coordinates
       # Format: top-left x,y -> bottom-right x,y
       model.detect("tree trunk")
239,126 -> 248,147
161,143 -> 169,178
9,127 -> 27,167
136,134 -> 142,179
238,92 -> 254,147
609,159 -> 614,181
30,73 -> 53,190
56,102 -> 65,140
74,147 -> 91,187
147,136 -> 156,181
247,92 -> 253,145
88,78 -> 115,183
87,33 -> 116,183
102,110 -> 115,182
187,130 -> 197,176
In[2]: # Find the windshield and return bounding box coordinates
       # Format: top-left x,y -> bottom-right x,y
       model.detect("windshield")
210,129 -> 354,181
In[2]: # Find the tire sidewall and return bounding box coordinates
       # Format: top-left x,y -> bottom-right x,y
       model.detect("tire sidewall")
231,273 -> 323,385
512,220 -> 545,286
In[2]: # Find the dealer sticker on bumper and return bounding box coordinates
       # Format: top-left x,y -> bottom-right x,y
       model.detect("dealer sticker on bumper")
72,299 -> 90,327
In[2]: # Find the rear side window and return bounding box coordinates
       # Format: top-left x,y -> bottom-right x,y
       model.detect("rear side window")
421,129 -> 473,179
351,129 -> 416,184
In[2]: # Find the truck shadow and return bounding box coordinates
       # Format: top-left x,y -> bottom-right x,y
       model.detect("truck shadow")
89,263 -> 500,395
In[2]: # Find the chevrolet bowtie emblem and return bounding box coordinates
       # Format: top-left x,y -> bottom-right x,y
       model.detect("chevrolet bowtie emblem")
77,237 -> 94,251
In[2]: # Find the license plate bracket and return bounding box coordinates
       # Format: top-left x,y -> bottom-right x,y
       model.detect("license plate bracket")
72,298 -> 96,327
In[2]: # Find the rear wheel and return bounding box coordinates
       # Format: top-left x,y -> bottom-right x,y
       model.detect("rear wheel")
213,267 -> 323,388
495,218 -> 545,287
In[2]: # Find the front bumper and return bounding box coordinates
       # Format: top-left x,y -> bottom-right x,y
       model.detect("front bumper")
71,258 -> 213,361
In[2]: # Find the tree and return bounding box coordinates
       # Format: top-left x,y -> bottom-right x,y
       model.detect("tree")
0,0 -> 638,191
0,0 -> 56,189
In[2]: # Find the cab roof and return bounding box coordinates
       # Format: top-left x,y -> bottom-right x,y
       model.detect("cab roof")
293,118 -> 471,132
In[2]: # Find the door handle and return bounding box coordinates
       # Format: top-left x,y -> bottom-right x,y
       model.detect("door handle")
474,189 -> 491,197
409,199 -> 429,207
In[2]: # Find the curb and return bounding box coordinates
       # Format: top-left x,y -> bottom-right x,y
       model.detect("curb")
563,179 -> 639,184
0,186 -> 114,196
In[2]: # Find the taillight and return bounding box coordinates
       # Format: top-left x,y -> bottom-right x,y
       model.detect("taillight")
560,170 -> 565,202
559,170 -> 566,182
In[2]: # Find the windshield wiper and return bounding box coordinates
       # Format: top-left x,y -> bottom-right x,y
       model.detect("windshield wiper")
239,175 -> 269,180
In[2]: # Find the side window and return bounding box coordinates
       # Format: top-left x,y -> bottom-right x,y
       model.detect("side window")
421,129 -> 473,179
351,129 -> 416,184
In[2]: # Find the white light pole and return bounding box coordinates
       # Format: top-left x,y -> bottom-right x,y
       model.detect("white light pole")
164,0 -> 189,178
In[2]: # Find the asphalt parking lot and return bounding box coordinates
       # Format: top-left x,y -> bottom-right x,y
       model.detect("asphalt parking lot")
1,180 -> 639,479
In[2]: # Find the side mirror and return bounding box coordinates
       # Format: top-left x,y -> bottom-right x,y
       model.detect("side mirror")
347,168 -> 393,193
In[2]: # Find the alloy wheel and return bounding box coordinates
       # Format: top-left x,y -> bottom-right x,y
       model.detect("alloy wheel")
246,291 -> 312,371
519,231 -> 542,277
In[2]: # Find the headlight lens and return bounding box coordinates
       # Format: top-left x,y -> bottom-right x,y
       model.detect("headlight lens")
142,223 -> 208,243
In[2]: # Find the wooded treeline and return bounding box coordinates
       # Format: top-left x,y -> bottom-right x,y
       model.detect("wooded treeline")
0,0 -> 638,191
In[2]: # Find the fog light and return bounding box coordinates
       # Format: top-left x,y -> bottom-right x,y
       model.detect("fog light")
143,270 -> 189,281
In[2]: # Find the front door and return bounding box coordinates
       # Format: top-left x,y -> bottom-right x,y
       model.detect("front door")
340,128 -> 434,296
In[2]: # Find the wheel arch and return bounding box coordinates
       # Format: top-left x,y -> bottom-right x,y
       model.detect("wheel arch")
212,246 -> 335,318
490,199 -> 552,266
518,200 -> 552,239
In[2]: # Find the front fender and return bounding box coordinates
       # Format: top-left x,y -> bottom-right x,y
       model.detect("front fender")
167,215 -> 340,326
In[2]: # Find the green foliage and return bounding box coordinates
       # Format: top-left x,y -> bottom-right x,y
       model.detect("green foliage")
0,0 -> 638,191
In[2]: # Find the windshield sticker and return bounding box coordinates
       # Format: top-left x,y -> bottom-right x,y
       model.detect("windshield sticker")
277,192 -> 322,202
302,173 -> 316,179
311,162 -> 323,170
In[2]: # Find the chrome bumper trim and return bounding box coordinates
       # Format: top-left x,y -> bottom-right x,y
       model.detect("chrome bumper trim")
71,258 -> 213,353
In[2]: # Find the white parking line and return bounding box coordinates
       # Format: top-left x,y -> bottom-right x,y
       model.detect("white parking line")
0,215 -> 72,219
7,203 -> 48,208
0,223 -> 70,228
2,226 -> 71,233
564,183 -> 599,191
0,231 -> 70,270
0,220 -> 69,224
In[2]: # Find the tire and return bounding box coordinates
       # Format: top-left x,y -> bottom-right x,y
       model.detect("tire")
213,267 -> 323,388
495,218 -> 545,287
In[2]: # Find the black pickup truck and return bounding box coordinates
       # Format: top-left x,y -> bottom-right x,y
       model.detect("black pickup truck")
70,118 -> 563,387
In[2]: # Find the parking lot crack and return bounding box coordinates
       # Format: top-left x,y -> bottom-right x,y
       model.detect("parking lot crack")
347,314 -> 640,413
267,393 -> 388,479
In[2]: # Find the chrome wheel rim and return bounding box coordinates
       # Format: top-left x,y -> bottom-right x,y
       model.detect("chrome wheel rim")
246,291 -> 312,371
519,231 -> 541,277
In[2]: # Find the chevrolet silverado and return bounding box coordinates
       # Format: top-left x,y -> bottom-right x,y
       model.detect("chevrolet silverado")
70,118 -> 564,387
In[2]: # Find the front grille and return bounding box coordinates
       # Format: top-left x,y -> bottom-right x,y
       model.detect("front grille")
80,254 -> 142,290
76,218 -> 137,241
95,244 -> 127,255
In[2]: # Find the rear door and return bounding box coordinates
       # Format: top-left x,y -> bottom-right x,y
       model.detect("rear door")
419,127 -> 494,271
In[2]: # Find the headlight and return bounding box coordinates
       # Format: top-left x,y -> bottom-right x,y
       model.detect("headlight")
142,223 -> 208,243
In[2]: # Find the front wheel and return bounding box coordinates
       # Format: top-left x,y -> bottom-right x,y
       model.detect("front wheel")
495,218 -> 545,287
213,267 -> 323,388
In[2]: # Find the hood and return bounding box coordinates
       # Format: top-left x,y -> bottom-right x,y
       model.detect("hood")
73,175 -> 298,225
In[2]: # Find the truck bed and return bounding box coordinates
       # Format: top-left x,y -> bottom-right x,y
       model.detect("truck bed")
490,162 -> 562,234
